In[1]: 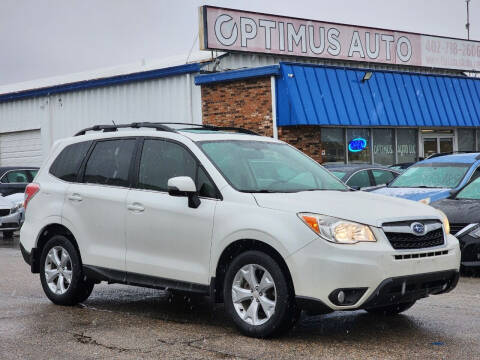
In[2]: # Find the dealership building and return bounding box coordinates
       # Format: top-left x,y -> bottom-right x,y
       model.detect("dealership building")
0,5 -> 479,166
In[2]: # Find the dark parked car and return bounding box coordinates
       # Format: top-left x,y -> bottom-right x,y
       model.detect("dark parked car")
324,164 -> 400,190
0,167 -> 39,196
432,176 -> 480,273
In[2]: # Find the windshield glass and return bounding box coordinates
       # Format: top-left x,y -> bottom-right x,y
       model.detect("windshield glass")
330,171 -> 346,179
457,177 -> 480,200
199,140 -> 347,192
389,163 -> 470,188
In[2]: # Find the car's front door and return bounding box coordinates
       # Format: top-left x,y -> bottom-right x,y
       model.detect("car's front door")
125,138 -> 218,285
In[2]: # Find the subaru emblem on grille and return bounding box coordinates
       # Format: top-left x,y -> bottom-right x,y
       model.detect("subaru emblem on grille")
411,222 -> 426,235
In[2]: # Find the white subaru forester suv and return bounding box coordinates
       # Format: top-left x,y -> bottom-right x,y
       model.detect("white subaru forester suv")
20,123 -> 460,338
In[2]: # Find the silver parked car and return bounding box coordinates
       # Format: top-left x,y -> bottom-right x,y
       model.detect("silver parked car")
0,193 -> 24,239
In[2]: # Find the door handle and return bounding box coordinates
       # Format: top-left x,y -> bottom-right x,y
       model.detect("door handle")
127,203 -> 145,212
68,193 -> 83,202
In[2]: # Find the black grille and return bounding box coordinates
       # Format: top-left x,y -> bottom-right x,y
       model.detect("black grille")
385,229 -> 444,249
0,209 -> 10,217
450,223 -> 469,235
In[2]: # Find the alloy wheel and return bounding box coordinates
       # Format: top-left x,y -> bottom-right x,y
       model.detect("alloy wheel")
231,264 -> 276,326
44,246 -> 72,295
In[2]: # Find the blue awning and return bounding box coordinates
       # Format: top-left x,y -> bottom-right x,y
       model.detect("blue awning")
277,63 -> 480,127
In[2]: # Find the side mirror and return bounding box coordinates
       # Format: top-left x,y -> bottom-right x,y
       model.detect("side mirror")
350,185 -> 361,191
167,176 -> 201,208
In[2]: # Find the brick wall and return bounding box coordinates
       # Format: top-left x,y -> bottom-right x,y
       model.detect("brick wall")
278,126 -> 323,163
201,77 -> 273,137
200,76 -> 323,162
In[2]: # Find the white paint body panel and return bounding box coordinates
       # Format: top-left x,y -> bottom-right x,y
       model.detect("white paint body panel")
20,130 -> 460,310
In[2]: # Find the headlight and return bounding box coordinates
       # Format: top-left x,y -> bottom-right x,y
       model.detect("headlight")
11,201 -> 23,214
436,209 -> 450,235
418,197 -> 431,205
298,213 -> 376,244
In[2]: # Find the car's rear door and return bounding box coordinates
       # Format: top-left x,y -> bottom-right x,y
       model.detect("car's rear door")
125,137 -> 218,285
62,138 -> 137,272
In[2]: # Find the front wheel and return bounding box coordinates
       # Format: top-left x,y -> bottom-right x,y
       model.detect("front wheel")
224,251 -> 299,338
39,235 -> 94,305
366,301 -> 416,315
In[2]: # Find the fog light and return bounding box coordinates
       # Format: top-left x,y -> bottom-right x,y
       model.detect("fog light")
329,288 -> 368,306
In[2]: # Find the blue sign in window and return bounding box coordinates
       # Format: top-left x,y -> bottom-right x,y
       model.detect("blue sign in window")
348,138 -> 367,152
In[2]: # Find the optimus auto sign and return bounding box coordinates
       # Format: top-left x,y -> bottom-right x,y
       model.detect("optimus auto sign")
199,6 -> 480,72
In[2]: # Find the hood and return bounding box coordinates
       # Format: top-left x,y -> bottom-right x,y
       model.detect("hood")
371,187 -> 451,202
252,190 -> 442,227
432,198 -> 480,225
0,195 -> 16,209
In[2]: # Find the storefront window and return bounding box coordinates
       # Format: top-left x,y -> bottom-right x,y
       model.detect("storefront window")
347,128 -> 371,163
372,129 -> 395,165
458,128 -> 475,152
397,129 -> 417,163
321,128 -> 345,163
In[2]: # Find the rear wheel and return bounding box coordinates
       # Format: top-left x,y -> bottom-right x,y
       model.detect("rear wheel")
224,251 -> 299,338
39,235 -> 94,305
366,301 -> 416,315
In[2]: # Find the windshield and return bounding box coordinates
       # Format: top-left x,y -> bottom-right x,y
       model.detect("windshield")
199,140 -> 347,192
330,171 -> 346,179
457,177 -> 480,200
389,163 -> 470,188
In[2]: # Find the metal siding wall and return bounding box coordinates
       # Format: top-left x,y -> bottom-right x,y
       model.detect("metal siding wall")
0,73 -> 201,163
0,97 -> 47,132
49,73 -> 201,142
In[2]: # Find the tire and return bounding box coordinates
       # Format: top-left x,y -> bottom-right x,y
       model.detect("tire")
39,235 -> 94,306
366,301 -> 416,315
224,250 -> 299,338
3,231 -> 13,239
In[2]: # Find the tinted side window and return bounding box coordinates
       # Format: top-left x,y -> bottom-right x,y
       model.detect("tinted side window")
84,139 -> 136,187
372,170 -> 396,186
0,170 -> 29,183
50,141 -> 92,182
138,139 -> 196,192
347,170 -> 372,188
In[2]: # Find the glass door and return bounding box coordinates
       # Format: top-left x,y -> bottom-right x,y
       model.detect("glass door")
423,138 -> 438,158
422,135 -> 454,157
439,138 -> 453,153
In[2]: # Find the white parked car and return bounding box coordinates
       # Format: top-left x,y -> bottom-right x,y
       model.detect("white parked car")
20,123 -> 460,338
0,192 -> 25,239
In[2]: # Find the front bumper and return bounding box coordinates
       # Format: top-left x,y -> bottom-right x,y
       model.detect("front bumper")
287,232 -> 461,311
0,211 -> 22,231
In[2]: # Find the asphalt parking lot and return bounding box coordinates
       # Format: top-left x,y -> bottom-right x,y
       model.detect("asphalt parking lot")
1,236 -> 479,360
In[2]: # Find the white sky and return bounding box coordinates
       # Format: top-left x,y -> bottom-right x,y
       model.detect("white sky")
1,0 -> 479,85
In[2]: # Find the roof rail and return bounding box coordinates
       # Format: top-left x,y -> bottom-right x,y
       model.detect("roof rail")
150,122 -> 259,135
74,122 -> 259,136
74,122 -> 178,136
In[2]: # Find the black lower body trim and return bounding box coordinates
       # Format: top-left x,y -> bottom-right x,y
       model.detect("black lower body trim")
362,269 -> 459,309
83,265 -> 210,295
296,296 -> 333,315
19,243 -> 39,273
19,242 -> 31,266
